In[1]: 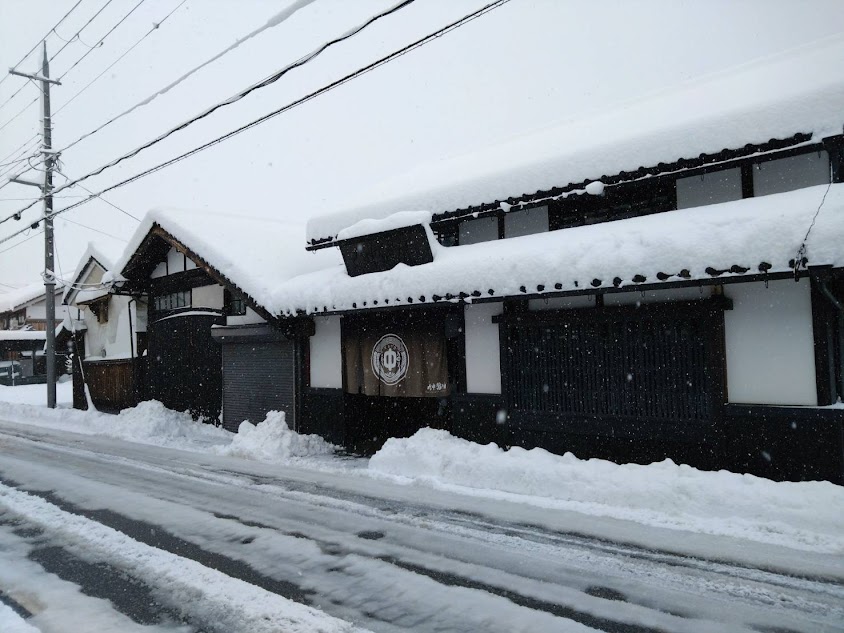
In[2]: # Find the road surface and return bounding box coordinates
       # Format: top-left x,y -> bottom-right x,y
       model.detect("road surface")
0,418 -> 842,633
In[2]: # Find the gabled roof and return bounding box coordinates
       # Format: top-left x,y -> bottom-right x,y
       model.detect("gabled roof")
62,241 -> 123,305
276,183 -> 844,315
307,35 -> 844,245
113,208 -> 341,316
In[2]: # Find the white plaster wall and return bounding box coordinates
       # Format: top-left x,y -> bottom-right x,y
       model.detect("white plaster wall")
83,295 -> 134,361
464,302 -> 502,394
309,316 -> 342,388
151,261 -> 167,278
166,247 -> 186,274
724,279 -> 817,405
25,298 -> 68,322
226,307 -> 265,326
192,284 -> 224,310
676,167 -> 742,210
504,205 -> 549,238
753,150 -> 830,197
459,216 -> 498,245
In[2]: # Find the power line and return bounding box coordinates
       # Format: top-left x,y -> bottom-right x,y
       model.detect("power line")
56,0 -> 149,83
0,134 -> 39,165
0,0 -> 84,91
55,169 -> 140,221
48,0 -> 118,65
0,0 -> 512,242
54,0 -> 189,117
0,0 -> 141,131
23,0 -> 422,206
59,215 -> 127,241
0,229 -> 43,256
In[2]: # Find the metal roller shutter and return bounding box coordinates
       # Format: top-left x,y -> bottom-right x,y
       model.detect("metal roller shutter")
221,340 -> 296,432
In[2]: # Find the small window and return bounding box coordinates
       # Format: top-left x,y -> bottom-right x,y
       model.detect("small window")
153,290 -> 191,312
504,205 -> 549,238
676,168 -> 742,209
459,216 -> 499,245
753,151 -> 830,197
224,289 -> 247,316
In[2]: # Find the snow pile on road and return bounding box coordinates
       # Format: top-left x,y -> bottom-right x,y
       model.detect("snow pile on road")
369,428 -> 844,552
0,603 -> 39,633
216,411 -> 336,461
0,399 -> 230,452
110,401 -> 231,446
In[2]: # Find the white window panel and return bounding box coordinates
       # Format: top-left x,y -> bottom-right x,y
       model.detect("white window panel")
459,216 -> 499,245
676,168 -> 742,209
504,205 -> 548,238
753,151 -> 830,197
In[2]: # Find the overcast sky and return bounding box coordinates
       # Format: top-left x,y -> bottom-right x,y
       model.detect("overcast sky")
0,0 -> 842,290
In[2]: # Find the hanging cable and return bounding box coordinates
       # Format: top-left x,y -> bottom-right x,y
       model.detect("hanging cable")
0,0 -> 83,91
56,0 -> 149,83
55,169 -> 140,221
54,0 -> 188,118
48,0 -> 119,65
0,0 -> 512,239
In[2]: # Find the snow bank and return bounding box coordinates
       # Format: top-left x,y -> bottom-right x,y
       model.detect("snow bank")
0,380 -> 73,407
215,411 -> 336,461
369,428 -> 844,553
0,400 -> 231,452
0,603 -> 39,633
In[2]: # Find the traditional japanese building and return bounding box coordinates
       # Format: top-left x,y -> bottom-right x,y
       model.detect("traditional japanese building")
274,37 -> 844,482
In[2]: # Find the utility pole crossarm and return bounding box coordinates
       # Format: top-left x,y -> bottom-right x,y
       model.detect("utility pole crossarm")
8,68 -> 61,85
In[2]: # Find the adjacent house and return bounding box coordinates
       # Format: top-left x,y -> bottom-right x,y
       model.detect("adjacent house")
62,242 -> 145,411
0,282 -> 69,383
108,208 -> 339,429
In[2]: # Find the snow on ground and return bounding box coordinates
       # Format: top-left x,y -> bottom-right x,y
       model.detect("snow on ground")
0,393 -> 842,554
0,483 -> 367,633
368,429 -> 844,553
0,603 -> 39,633
0,380 -> 73,407
215,411 -> 336,461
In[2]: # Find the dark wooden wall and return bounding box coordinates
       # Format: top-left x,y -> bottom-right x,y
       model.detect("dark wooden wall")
84,360 -> 136,412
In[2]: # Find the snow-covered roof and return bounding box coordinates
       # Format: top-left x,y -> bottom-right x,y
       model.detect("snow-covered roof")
0,329 -> 46,341
276,183 -> 844,315
62,241 -> 124,304
114,208 -> 341,313
307,35 -> 844,244
0,282 -> 63,313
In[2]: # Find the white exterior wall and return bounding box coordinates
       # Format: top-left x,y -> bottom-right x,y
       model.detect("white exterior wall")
82,295 -> 135,361
226,307 -> 265,326
464,302 -> 502,394
459,216 -> 499,245
676,167 -> 742,209
724,279 -> 817,405
166,247 -> 186,274
504,205 -> 549,238
753,151 -> 830,197
192,284 -> 224,310
309,316 -> 342,388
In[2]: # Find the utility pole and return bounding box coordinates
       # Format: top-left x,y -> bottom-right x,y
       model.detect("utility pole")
8,41 -> 60,408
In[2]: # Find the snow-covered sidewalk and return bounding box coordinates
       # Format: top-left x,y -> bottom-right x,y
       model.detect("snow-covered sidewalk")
0,396 -> 842,556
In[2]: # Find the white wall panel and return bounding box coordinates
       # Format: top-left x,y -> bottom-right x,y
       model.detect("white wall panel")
504,205 -> 549,238
753,151 -> 830,197
459,216 -> 498,245
724,279 -> 817,405
310,316 -> 342,388
192,284 -> 224,310
676,168 -> 742,209
464,302 -> 502,394
166,247 -> 186,275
